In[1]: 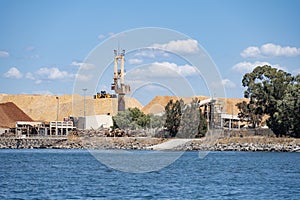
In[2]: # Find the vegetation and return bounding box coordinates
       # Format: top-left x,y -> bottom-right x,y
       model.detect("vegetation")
164,98 -> 207,138
238,65 -> 300,137
236,101 -> 263,128
112,107 -> 163,130
163,99 -> 183,137
113,98 -> 208,138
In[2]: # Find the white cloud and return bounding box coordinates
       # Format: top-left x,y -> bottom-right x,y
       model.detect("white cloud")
134,49 -> 170,59
75,74 -> 93,81
128,62 -> 198,79
0,51 -> 9,58
134,50 -> 156,58
221,79 -> 236,88
152,39 -> 200,55
36,67 -> 73,80
240,46 -> 261,58
23,67 -> 76,84
232,61 -> 285,73
4,67 -> 22,79
241,43 -> 300,58
128,58 -> 143,65
71,61 -> 95,70
25,72 -> 35,80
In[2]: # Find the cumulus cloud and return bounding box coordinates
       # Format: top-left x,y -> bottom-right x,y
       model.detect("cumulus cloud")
134,49 -> 170,59
71,61 -> 95,70
0,51 -> 9,58
36,67 -> 73,80
151,39 -> 200,55
128,58 -> 143,65
25,67 -> 75,83
128,62 -> 198,79
241,43 -> 300,58
221,79 -> 236,88
25,72 -> 35,80
4,67 -> 23,79
232,61 -> 285,73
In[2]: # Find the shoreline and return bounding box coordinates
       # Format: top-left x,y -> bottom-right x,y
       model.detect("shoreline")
0,136 -> 299,152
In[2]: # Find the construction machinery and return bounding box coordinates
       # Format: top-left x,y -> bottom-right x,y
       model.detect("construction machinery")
93,91 -> 117,99
111,49 -> 131,111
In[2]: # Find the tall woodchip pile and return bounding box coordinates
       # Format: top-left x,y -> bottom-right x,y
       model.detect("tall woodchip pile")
0,102 -> 33,128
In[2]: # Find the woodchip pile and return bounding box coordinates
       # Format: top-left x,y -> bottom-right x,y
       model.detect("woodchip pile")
0,102 -> 33,128
0,94 -> 143,122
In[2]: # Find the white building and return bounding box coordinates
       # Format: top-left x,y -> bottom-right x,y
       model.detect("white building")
77,115 -> 113,130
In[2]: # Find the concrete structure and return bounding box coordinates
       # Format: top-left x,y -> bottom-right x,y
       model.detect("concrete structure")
49,121 -> 76,136
77,115 -> 113,130
111,50 -> 131,112
0,128 -> 9,135
16,121 -> 45,137
199,98 -> 242,130
220,113 -> 241,129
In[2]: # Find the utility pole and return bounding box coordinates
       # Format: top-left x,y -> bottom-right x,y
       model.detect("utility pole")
56,96 -> 59,121
82,88 -> 87,129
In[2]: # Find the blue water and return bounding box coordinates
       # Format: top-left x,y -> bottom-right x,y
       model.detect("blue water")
0,149 -> 299,199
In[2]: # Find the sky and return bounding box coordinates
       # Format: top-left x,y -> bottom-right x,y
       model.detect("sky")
1,0 -> 300,105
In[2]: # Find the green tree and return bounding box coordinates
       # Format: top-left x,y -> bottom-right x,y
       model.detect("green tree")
112,110 -> 132,129
164,99 -> 183,137
282,75 -> 300,137
148,114 -> 165,129
240,65 -> 299,137
177,98 -> 207,138
164,98 -> 207,138
236,101 -> 263,128
113,107 -> 151,130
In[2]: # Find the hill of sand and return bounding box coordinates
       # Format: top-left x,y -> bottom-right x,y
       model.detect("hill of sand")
142,96 -> 247,115
0,102 -> 33,128
0,94 -> 143,122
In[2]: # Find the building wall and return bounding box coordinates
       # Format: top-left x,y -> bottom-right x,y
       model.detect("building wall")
77,115 -> 113,130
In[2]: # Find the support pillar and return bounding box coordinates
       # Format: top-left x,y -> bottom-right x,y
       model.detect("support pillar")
118,94 -> 125,112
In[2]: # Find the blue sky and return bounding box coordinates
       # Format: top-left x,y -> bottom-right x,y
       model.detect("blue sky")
1,0 -> 300,105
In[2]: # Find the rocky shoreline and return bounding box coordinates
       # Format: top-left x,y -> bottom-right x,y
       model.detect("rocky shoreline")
0,136 -> 299,152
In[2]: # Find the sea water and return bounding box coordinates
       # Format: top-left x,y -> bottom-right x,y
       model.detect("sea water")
0,149 -> 299,199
